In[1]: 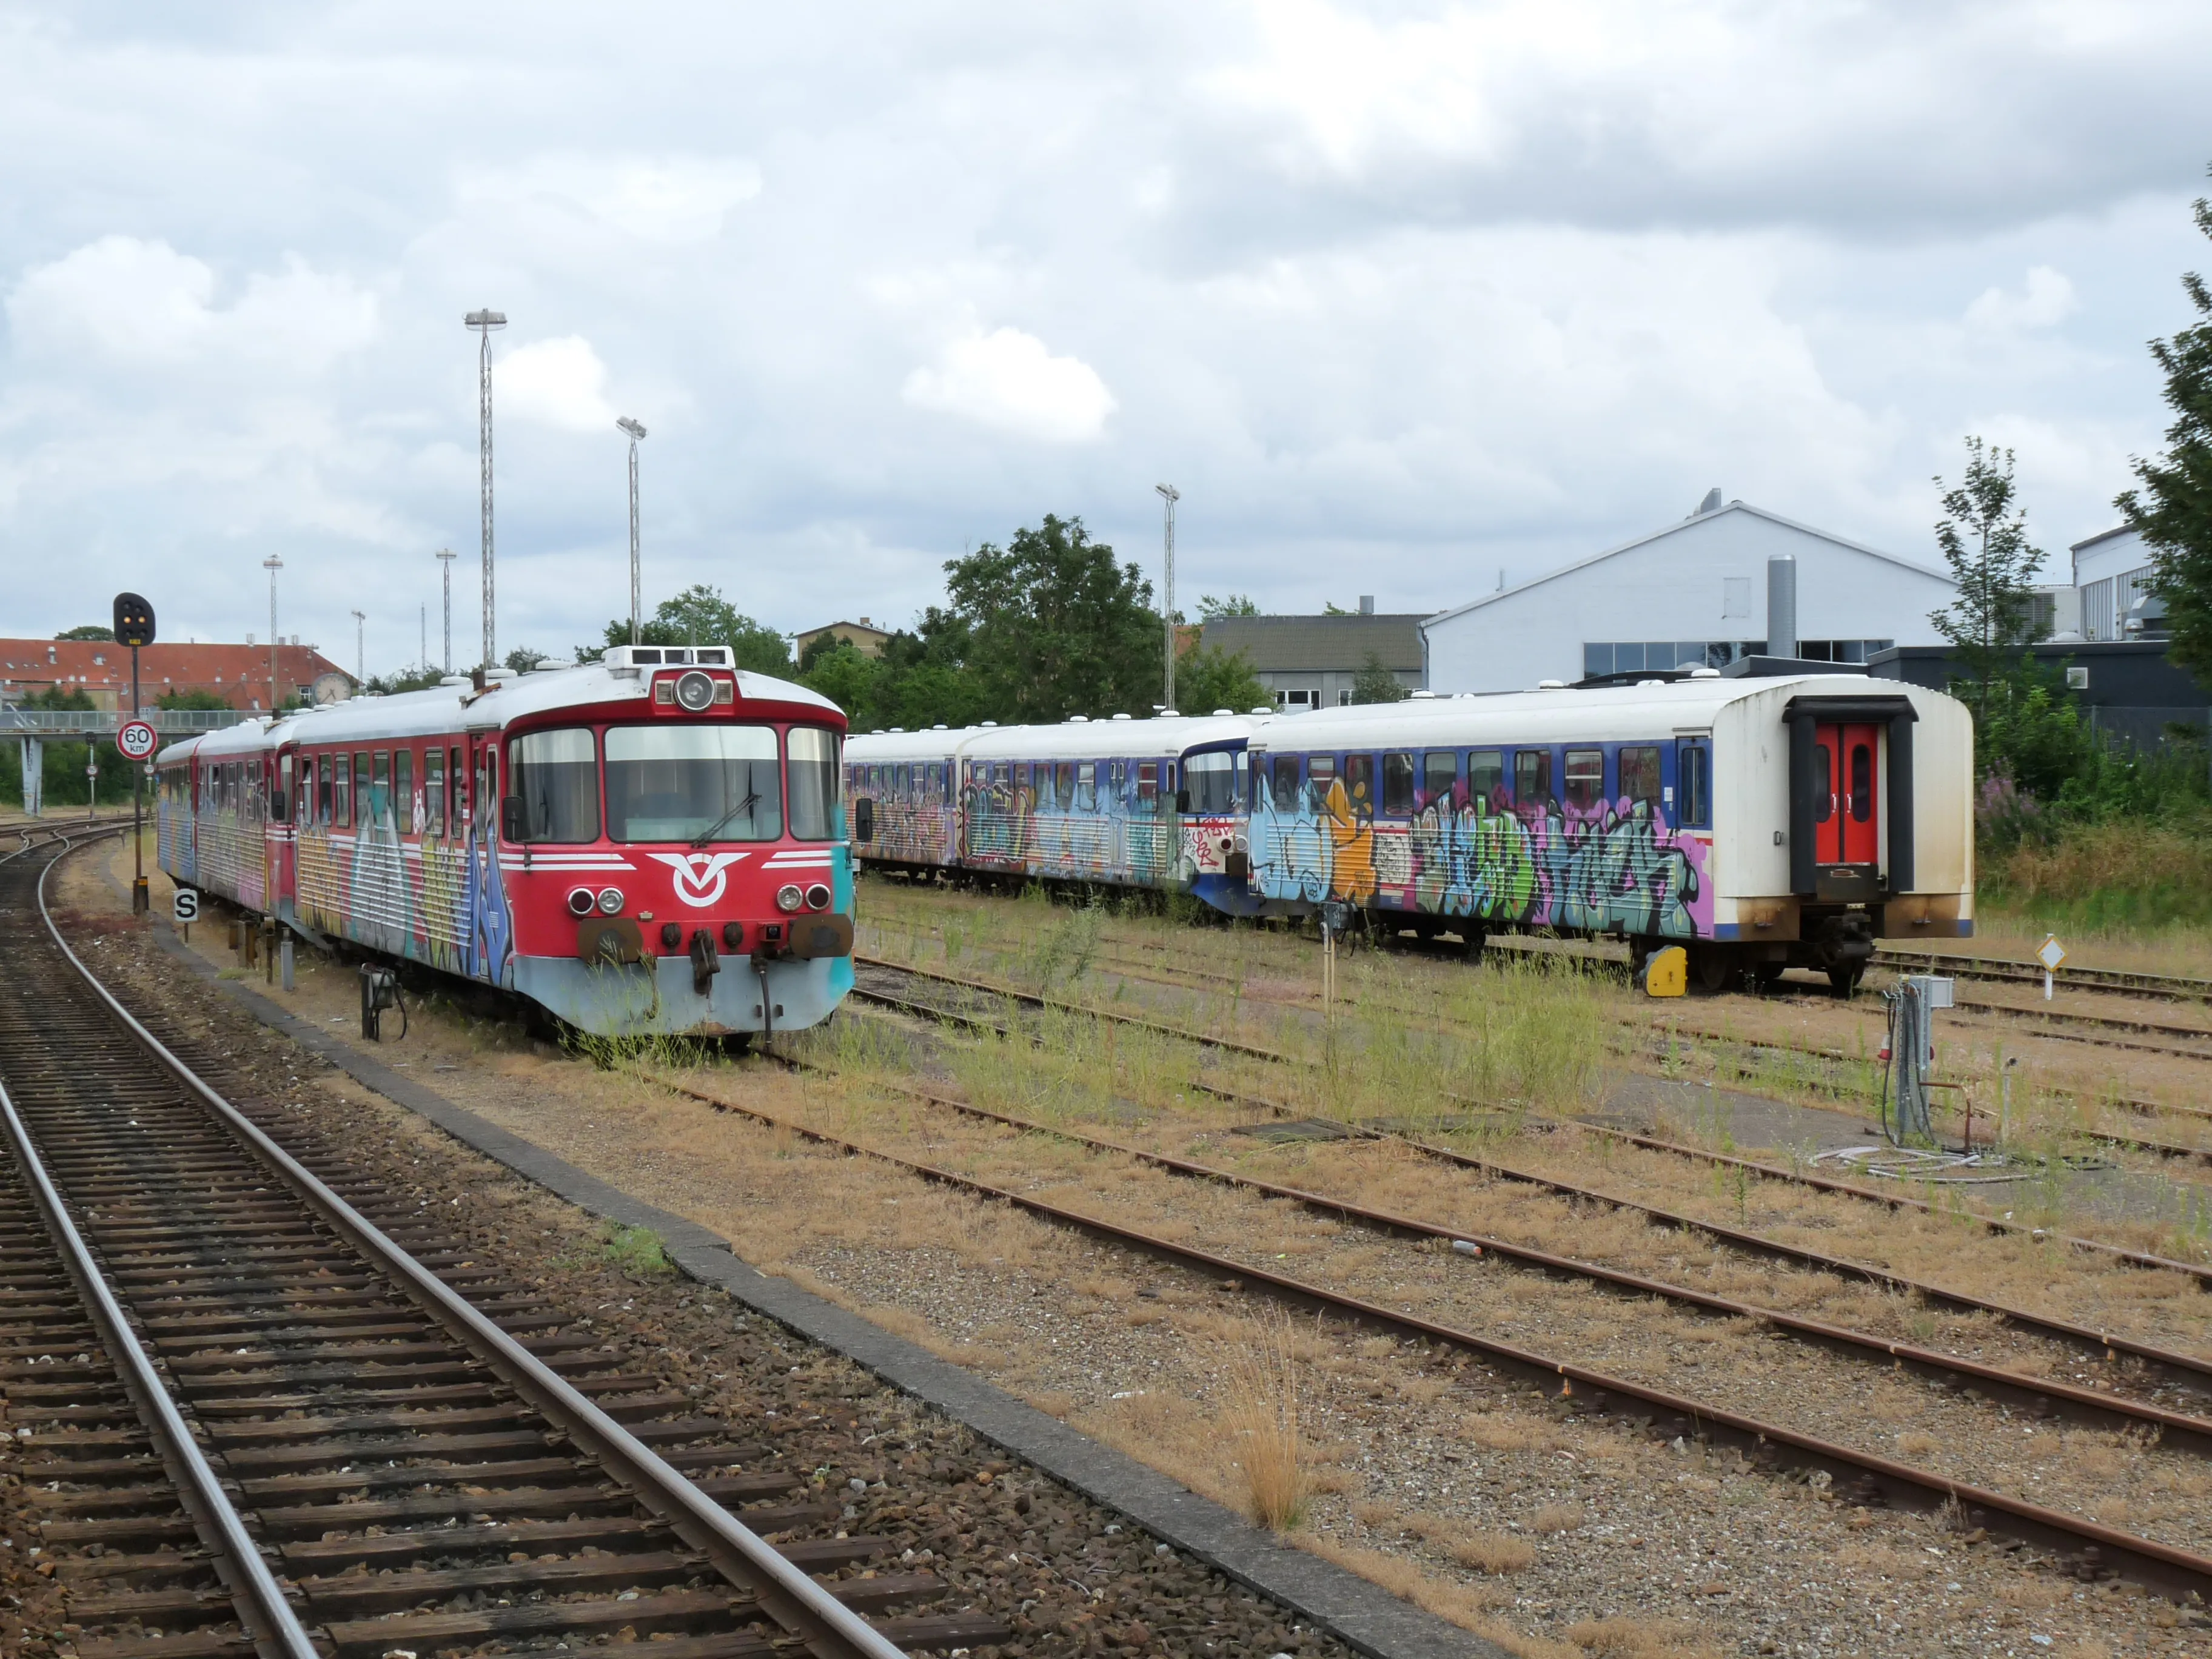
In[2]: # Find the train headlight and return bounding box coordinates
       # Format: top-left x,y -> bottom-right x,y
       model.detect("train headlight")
776,883 -> 804,913
597,887 -> 625,915
674,670 -> 716,712
566,887 -> 597,917
804,883 -> 832,911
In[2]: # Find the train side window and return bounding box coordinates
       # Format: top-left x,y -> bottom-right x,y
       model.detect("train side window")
1513,749 -> 1552,807
317,754 -> 332,824
1675,742 -> 1710,828
1469,750 -> 1503,808
1422,751 -> 1455,808
1234,751 -> 1248,808
1381,752 -> 1415,815
448,748 -> 463,833
395,749 -> 414,833
1618,746 -> 1661,806
333,754 -> 351,828
1564,749 -> 1604,811
1056,762 -> 1074,809
424,748 -> 445,833
510,728 -> 600,843
1136,761 -> 1158,808
478,749 -> 499,832
789,727 -> 840,842
1187,751 -> 1236,813
1076,762 -> 1096,811
1305,755 -> 1336,813
1344,754 -> 1375,809
1812,744 -> 1832,822
1272,755 -> 1300,811
1851,741 -> 1872,822
275,754 -> 292,823
353,754 -> 372,828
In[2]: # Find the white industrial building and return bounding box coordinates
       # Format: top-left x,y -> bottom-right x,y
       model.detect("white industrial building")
1423,494 -> 1957,694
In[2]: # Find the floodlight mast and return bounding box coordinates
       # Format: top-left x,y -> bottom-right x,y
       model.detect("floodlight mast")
1155,483 -> 1179,714
352,609 -> 366,687
262,554 -> 283,712
618,417 -> 648,646
465,309 -> 507,669
435,548 -> 457,673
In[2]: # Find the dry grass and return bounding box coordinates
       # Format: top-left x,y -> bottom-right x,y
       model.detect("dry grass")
1221,1309 -> 1312,1530
1563,1617 -> 1726,1658
1446,1529 -> 1537,1575
1529,1501 -> 1584,1535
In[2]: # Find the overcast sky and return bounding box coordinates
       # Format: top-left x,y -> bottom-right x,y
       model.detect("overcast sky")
2,2 -> 2208,673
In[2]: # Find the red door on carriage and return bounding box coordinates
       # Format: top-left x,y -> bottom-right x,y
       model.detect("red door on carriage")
1812,722 -> 1880,868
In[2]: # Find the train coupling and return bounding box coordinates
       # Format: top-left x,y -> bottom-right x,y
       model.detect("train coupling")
1808,911 -> 1876,972
689,928 -> 721,995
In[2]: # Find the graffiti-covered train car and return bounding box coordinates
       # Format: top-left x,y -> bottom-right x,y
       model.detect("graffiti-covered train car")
845,712 -> 1272,907
1245,671 -> 1972,991
155,645 -> 857,1038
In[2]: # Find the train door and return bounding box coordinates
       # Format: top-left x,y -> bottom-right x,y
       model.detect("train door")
1812,722 -> 1880,868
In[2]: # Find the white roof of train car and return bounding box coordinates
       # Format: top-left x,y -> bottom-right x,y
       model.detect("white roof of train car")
154,660 -> 839,768
1247,675 -> 1941,751
942,712 -> 1267,764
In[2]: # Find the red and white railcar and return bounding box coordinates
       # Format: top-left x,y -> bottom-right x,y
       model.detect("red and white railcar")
156,646 -> 855,1037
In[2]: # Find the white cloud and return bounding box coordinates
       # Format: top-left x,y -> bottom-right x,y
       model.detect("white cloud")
455,155 -> 762,243
5,237 -> 377,368
902,327 -> 1117,443
498,336 -> 618,432
1965,266 -> 2079,332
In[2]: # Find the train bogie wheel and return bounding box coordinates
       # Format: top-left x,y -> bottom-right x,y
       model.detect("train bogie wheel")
1752,961 -> 1786,991
1462,928 -> 1489,962
1692,944 -> 1738,994
1828,964 -> 1865,999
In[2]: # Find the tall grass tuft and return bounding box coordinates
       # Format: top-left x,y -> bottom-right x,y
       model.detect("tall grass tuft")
1221,1310 -> 1310,1530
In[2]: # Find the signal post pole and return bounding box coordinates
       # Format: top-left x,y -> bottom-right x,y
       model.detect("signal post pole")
114,592 -> 157,915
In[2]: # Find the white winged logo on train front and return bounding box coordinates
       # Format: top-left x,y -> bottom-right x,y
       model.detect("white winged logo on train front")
646,851 -> 751,907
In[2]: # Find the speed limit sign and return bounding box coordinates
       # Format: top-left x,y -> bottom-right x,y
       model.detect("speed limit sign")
173,888 -> 199,924
117,719 -> 158,761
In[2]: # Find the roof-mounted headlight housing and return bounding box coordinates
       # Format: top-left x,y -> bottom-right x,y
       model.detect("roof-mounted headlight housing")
674,670 -> 716,712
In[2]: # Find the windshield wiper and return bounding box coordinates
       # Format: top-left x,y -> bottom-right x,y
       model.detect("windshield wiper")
691,791 -> 759,849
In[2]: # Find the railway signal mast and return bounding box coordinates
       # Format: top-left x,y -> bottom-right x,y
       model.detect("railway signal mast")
1155,483 -> 1179,714
112,592 -> 156,914
618,417 -> 648,645
465,309 -> 507,669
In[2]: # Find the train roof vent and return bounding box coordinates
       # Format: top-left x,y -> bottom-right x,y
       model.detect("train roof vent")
1689,666 -> 1721,679
1212,707 -> 1233,716
483,667 -> 518,683
1111,712 -> 1133,720
1638,678 -> 1664,688
440,675 -> 469,686
890,726 -> 905,732
529,659 -> 576,673
1250,706 -> 1271,714
1537,679 -> 1567,690
692,648 -> 729,664
933,723 -> 949,730
1409,690 -> 1436,699
1070,714 -> 1090,723
980,720 -> 999,728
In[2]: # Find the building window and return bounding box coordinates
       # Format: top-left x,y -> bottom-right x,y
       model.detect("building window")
1275,689 -> 1315,710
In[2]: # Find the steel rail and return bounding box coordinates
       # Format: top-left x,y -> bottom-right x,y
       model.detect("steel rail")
855,968 -> 2212,1385
767,1044 -> 2212,1452
35,842 -> 907,1659
0,1011 -> 321,1659
643,1063 -> 2212,1603
854,954 -> 2212,1287
1874,947 -> 2212,1004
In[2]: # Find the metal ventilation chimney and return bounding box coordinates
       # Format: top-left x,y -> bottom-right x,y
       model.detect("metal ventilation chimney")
1359,595 -> 1375,615
1766,556 -> 1797,660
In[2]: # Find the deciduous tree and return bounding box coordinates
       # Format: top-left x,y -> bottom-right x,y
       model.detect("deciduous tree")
1929,437 -> 2044,718
2119,166 -> 2212,688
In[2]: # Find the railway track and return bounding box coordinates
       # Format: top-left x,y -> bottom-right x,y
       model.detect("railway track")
0,834 -> 994,1659
850,953 -> 2212,1284
638,1042 -> 2212,1603
1875,947 -> 2212,1004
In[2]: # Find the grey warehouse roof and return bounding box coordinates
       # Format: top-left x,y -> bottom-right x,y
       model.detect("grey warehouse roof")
1198,614 -> 1426,673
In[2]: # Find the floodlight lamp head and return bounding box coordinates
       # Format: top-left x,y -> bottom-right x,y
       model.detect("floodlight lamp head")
263,554 -> 283,570
464,309 -> 508,330
436,548 -> 457,562
1155,483 -> 1178,503
617,417 -> 648,441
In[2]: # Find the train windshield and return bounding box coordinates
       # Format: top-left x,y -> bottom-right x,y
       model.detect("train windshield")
510,728 -> 600,843
1185,750 -> 1236,813
786,726 -> 840,841
605,725 -> 782,843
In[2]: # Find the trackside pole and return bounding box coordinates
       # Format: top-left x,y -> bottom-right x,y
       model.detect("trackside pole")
131,642 -> 147,914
